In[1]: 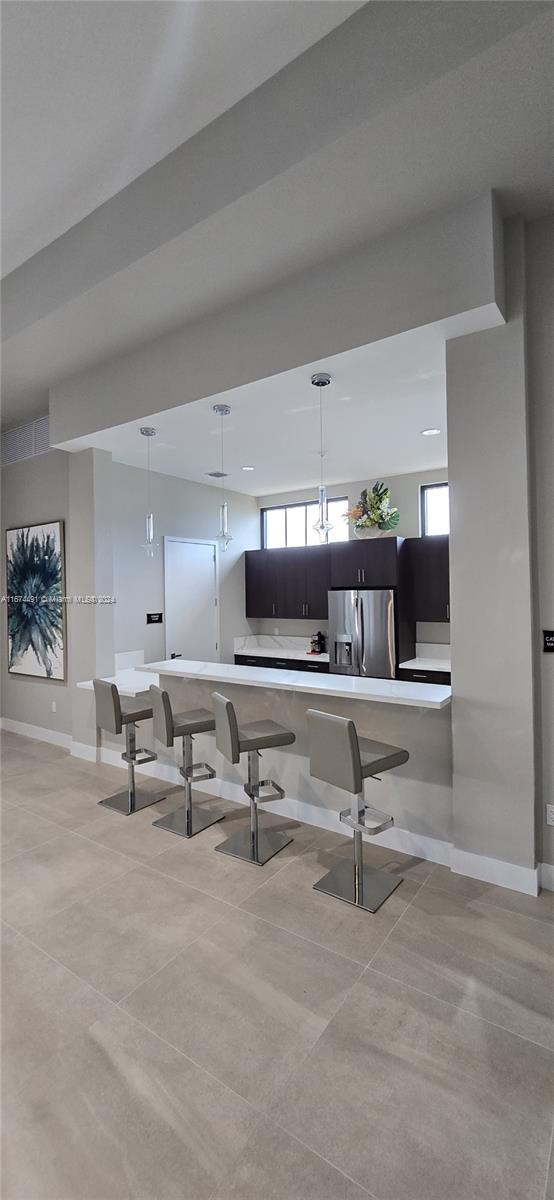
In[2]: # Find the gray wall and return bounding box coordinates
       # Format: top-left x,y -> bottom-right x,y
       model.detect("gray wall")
526,215 -> 554,866
1,450 -> 72,735
258,467 -> 448,540
447,218 -> 535,870
111,462 -> 260,664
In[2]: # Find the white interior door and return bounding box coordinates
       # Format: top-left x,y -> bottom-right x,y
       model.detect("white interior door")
164,538 -> 219,662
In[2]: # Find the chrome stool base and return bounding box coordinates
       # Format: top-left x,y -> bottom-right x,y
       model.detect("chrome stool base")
153,797 -> 225,839
313,857 -> 402,913
215,826 -> 292,866
99,787 -> 166,816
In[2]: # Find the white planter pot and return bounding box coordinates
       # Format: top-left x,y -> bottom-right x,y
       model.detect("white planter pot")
352,526 -> 384,539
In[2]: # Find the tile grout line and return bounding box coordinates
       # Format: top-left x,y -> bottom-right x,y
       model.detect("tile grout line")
113,1001 -> 380,1200
114,905 -> 237,1006
364,963 -> 554,1058
3,858 -> 140,935
364,873 -> 430,970
265,1114 -> 383,1200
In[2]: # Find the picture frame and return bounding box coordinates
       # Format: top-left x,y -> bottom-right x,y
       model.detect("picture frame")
5,520 -> 66,681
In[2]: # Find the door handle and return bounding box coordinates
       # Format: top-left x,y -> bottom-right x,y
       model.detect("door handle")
272,602 -> 276,616
305,603 -> 309,617
446,603 -> 450,620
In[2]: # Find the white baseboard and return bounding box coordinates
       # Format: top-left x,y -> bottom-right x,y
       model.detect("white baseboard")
450,847 -> 539,897
5,722 -> 550,895
539,862 -> 554,892
0,716 -> 71,749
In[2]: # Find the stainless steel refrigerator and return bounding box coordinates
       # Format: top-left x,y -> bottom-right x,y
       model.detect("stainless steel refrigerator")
328,588 -> 396,678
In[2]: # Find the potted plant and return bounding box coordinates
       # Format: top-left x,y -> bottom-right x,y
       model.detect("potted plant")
345,482 -> 400,538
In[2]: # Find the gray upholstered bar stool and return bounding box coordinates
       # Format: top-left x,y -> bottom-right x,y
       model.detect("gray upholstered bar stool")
212,691 -> 296,866
93,679 -> 166,815
149,685 -> 225,838
307,709 -> 409,913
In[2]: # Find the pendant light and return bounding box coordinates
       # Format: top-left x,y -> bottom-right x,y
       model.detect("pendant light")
140,426 -> 158,558
311,372 -> 332,542
213,404 -> 233,551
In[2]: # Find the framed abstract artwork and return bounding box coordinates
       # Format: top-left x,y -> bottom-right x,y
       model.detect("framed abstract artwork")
6,521 -> 66,680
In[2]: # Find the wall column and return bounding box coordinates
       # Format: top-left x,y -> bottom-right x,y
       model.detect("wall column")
446,218 -> 536,887
68,448 -> 114,749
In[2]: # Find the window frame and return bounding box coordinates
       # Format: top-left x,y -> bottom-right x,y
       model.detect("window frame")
420,482 -> 449,537
261,497 -> 348,549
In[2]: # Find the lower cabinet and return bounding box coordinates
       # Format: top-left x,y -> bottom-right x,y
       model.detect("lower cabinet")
397,667 -> 451,684
234,654 -> 329,673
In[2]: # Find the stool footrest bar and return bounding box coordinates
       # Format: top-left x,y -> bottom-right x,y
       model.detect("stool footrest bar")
180,761 -> 216,783
339,807 -> 394,837
244,778 -> 285,803
122,748 -> 157,767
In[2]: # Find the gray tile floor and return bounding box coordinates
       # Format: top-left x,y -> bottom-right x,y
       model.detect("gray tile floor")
1,729 -> 553,1200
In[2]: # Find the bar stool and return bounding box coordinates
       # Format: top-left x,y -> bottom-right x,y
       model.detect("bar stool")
93,679 -> 166,815
149,685 -> 225,838
307,709 -> 409,913
212,691 -> 296,865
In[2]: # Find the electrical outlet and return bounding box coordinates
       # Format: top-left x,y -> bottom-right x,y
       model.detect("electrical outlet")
546,804 -> 554,828
51,701 -> 57,713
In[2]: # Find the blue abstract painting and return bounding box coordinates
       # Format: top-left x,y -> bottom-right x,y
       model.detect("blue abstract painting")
6,521 -> 66,680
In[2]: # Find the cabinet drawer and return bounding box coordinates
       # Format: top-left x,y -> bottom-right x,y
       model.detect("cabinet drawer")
234,654 -> 328,673
397,667 -> 451,684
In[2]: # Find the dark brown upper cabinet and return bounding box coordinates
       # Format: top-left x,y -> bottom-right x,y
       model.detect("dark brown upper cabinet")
245,546 -> 330,620
328,537 -> 403,589
405,535 -> 450,622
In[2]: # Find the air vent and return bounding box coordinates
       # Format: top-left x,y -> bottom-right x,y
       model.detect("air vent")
1,415 -> 50,466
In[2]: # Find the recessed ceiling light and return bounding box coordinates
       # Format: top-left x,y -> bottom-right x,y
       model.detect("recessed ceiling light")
241,465 -> 255,471
421,427 -> 441,436
205,470 -> 228,478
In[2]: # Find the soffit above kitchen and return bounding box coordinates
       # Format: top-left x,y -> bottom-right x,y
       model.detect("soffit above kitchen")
61,326 -> 447,496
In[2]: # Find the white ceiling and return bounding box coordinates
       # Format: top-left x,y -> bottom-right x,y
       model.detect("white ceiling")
1,0 -> 360,275
64,325 -> 447,496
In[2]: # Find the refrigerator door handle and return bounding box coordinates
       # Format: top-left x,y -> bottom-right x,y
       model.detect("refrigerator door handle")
359,592 -> 365,673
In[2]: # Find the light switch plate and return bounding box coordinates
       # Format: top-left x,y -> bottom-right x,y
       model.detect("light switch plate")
546,804 -> 554,828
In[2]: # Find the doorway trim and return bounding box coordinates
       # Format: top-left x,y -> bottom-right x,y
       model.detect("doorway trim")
163,536 -> 220,662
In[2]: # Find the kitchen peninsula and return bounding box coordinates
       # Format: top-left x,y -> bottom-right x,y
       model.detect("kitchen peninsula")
133,657 -> 453,852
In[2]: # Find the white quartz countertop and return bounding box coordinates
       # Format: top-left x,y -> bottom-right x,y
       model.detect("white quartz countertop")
140,659 -> 451,709
399,656 -> 451,673
77,669 -> 158,697
235,647 -> 330,663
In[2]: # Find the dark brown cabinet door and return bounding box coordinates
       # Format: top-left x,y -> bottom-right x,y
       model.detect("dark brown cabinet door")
329,538 -> 399,589
303,546 -> 330,619
245,550 -> 279,618
276,548 -> 306,619
245,546 -> 330,620
329,541 -> 368,589
407,536 -> 450,622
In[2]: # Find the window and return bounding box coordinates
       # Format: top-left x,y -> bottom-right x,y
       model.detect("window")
261,497 -> 349,549
421,483 -> 449,536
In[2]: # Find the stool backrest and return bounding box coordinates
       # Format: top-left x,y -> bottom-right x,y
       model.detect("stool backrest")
307,709 -> 363,796
93,679 -> 123,735
150,685 -> 174,747
212,692 -> 240,763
